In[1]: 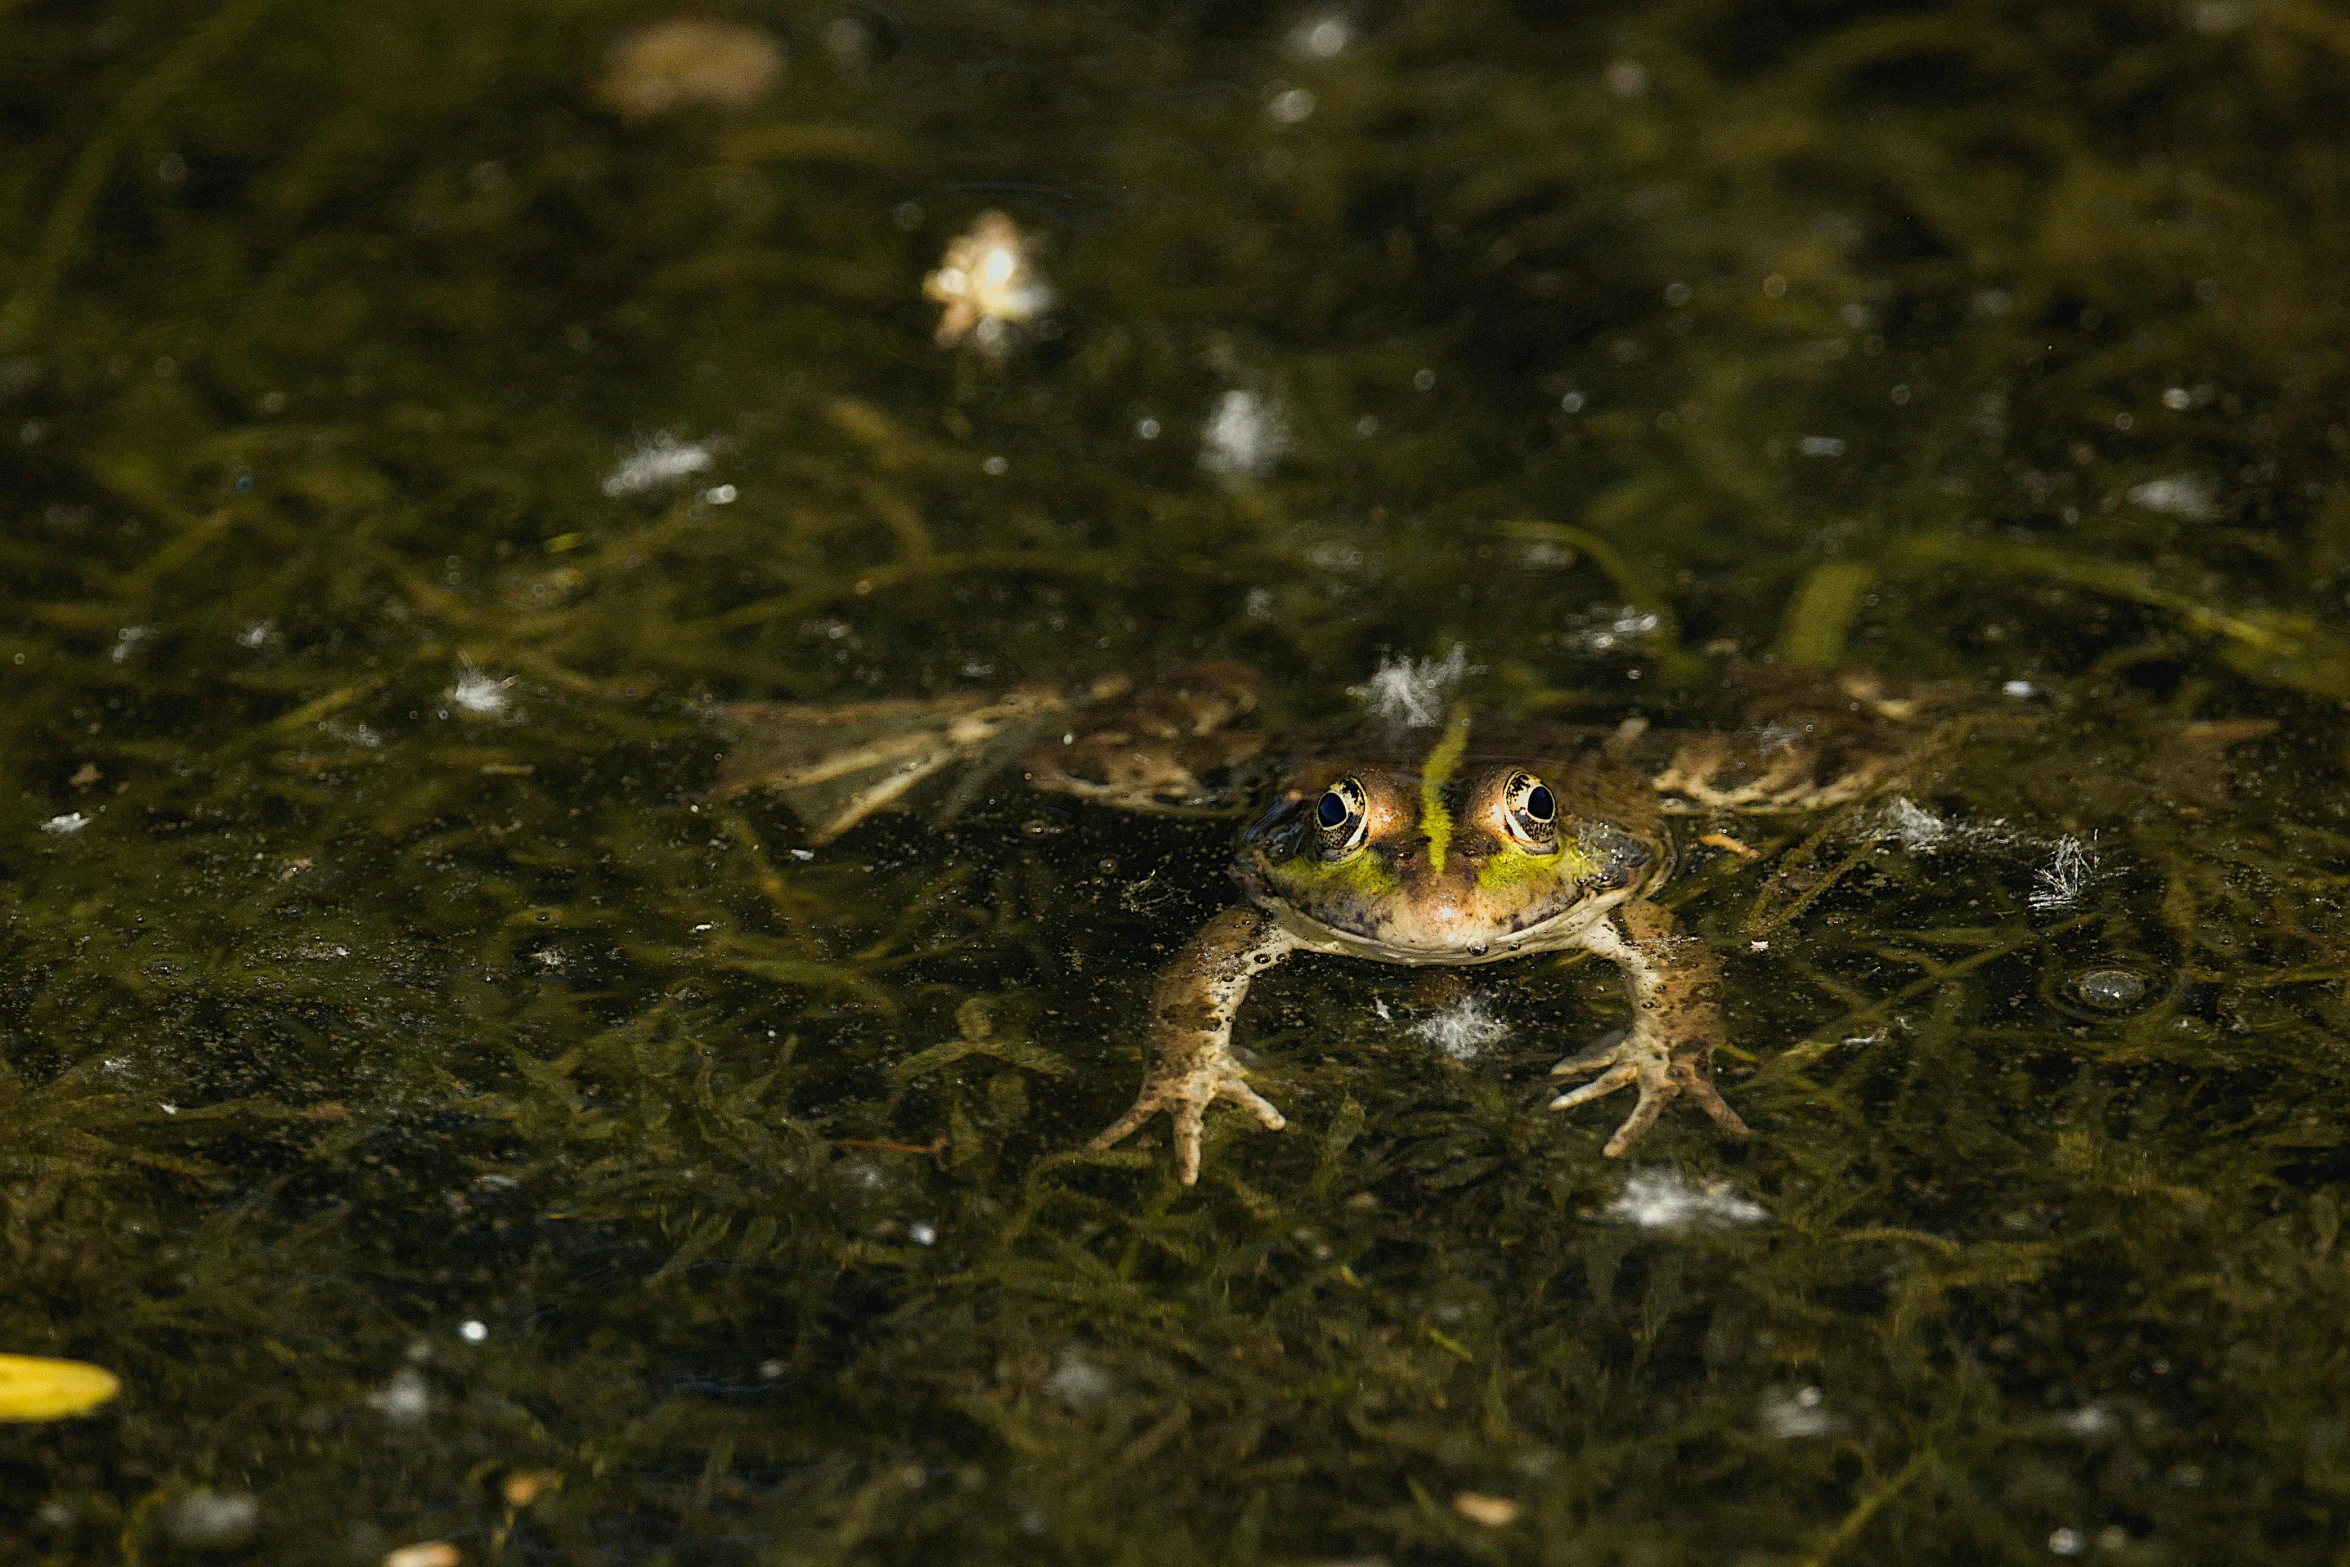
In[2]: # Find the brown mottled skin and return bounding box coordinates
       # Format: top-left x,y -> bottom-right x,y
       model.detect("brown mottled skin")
712,665 -> 1913,1185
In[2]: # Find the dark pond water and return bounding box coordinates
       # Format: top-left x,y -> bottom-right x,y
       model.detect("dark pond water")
4,0 -> 2350,1560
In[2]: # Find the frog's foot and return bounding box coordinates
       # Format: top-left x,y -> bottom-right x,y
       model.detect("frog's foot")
1090,1060 -> 1286,1185
1548,1030 -> 1749,1157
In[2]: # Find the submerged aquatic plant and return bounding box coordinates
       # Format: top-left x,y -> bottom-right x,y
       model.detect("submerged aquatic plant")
1,0 -> 2348,1560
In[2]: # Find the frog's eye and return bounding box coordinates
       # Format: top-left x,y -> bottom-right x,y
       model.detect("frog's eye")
1314,776 -> 1369,853
1503,771 -> 1557,847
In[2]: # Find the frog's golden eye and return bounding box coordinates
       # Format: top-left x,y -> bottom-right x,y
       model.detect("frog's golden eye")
1503,770 -> 1556,848
1314,776 -> 1369,854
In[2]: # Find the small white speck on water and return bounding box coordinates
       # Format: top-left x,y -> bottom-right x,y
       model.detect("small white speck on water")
602,431 -> 713,496
1603,58 -> 1648,98
2128,472 -> 2218,518
1603,1169 -> 1767,1231
1349,644 -> 1472,727
1200,389 -> 1290,478
1409,996 -> 1510,1061
1798,435 -> 1846,456
1759,1384 -> 1831,1439
366,1366 -> 431,1423
2029,834 -> 2101,913
450,657 -> 516,717
908,1222 -> 938,1246
1293,15 -> 1351,57
41,811 -> 89,835
459,1320 -> 488,1343
1267,87 -> 1316,123
1044,1346 -> 1112,1407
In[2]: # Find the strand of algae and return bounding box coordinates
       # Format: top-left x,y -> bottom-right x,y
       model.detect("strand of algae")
1772,537 -> 2350,699
0,0 -> 289,352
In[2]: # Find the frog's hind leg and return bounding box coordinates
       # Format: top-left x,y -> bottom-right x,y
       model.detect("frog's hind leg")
708,683 -> 1093,843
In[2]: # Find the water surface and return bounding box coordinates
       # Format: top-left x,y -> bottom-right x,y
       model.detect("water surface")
3,0 -> 2349,1560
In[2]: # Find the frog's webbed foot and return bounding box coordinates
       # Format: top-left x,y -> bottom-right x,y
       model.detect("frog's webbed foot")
1549,1029 -> 1749,1157
1553,903 -> 1750,1156
1090,904 -> 1297,1184
1091,1058 -> 1286,1185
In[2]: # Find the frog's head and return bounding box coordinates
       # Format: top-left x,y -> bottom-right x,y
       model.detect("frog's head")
1234,733 -> 1658,960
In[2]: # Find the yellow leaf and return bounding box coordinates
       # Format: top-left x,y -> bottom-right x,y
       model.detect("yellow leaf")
0,1354 -> 119,1421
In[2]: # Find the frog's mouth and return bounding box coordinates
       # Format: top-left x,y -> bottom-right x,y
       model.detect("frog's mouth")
1245,880 -> 1630,965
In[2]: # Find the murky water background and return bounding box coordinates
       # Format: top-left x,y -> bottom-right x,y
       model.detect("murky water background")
4,0 -> 2350,1560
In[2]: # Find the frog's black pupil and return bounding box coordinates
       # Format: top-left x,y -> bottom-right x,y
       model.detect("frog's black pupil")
1316,791 -> 1350,829
1524,783 -> 1554,822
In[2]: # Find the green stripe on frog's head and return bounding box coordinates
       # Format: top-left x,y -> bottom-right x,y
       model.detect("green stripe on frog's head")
1418,711 -> 1472,875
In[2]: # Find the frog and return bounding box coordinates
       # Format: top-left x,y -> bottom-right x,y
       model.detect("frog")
709,661 -> 1918,1184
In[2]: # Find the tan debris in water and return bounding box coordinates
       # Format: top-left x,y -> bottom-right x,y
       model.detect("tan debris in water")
1452,1491 -> 1521,1526
923,211 -> 1053,351
383,1543 -> 462,1567
596,20 -> 783,119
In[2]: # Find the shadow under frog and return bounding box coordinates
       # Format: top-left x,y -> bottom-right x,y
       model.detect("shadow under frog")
711,665 -> 1912,1184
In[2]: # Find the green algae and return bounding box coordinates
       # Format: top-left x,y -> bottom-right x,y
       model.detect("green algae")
1,0 -> 2349,1561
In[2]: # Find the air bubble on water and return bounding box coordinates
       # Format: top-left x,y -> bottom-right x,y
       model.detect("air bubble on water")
1267,87 -> 1316,123
1559,605 -> 1661,654
2069,968 -> 2147,1011
1293,15 -> 1351,58
2127,473 -> 2218,519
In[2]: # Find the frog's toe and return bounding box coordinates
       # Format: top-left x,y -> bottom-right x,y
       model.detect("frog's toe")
1089,1092 -> 1164,1154
1600,1087 -> 1672,1157
1548,1061 -> 1638,1110
1679,1069 -> 1751,1137
1550,1027 -> 1630,1078
1216,1077 -> 1287,1131
1172,1098 -> 1210,1185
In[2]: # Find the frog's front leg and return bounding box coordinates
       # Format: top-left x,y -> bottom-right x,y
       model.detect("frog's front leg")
1550,900 -> 1751,1156
1090,904 -> 1298,1184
